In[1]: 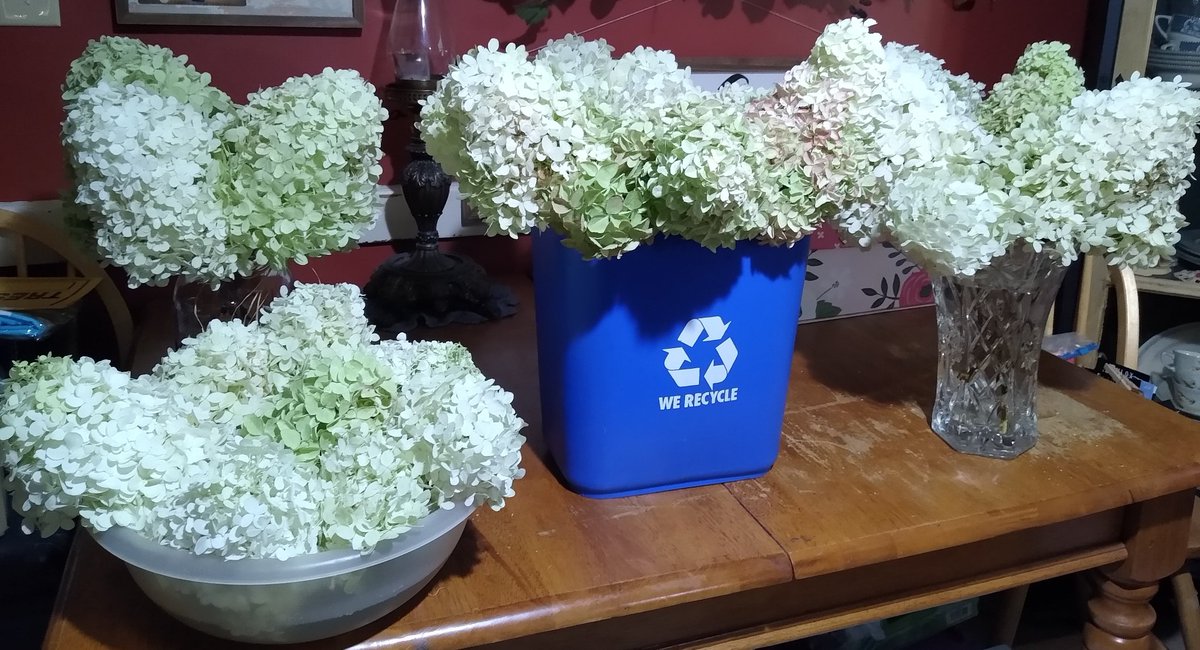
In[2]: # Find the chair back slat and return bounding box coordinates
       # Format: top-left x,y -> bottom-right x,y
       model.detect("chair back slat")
0,209 -> 134,368
13,234 -> 27,277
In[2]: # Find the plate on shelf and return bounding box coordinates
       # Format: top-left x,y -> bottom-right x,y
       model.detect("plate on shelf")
1148,51 -> 1200,63
1147,49 -> 1200,64
1146,67 -> 1200,86
1138,323 -> 1200,403
1178,230 -> 1200,255
1173,268 -> 1200,284
1178,248 -> 1200,267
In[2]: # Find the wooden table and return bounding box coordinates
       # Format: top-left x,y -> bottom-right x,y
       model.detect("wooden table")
43,279 -> 1200,650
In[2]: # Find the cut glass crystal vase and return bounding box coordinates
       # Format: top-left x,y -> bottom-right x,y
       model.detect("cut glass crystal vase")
930,246 -> 1067,459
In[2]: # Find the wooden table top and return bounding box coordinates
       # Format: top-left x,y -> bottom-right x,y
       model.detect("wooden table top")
44,277 -> 1200,650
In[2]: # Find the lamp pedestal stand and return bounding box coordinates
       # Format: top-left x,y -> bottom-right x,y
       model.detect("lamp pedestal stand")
364,80 -> 517,336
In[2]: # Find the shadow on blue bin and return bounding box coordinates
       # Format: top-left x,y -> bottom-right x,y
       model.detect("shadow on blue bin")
532,230 -> 811,498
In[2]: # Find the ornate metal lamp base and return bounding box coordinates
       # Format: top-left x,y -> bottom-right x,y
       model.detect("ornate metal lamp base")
364,250 -> 517,336
365,79 -> 517,336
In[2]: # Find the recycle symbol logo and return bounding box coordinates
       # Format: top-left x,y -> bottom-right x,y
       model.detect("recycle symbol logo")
663,316 -> 738,389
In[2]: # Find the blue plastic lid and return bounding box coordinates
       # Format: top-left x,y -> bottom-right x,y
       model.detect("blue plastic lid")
0,310 -> 50,340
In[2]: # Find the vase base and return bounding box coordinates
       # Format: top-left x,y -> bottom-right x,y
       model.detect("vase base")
931,425 -> 1034,460
173,268 -> 292,343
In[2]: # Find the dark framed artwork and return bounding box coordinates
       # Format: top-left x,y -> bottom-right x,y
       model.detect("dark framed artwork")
676,57 -> 804,72
114,0 -> 365,28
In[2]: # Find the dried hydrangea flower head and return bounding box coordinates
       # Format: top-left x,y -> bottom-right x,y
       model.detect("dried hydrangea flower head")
62,35 -> 233,117
62,37 -> 387,287
815,20 -> 1200,276
1,284 -> 526,559
979,41 -> 1085,136
422,32 -> 889,259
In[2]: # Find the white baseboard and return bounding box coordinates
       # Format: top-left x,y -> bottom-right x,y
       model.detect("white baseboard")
0,184 -> 486,265
365,183 -> 486,243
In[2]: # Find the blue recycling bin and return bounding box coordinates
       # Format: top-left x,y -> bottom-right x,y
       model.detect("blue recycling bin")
532,230 -> 811,498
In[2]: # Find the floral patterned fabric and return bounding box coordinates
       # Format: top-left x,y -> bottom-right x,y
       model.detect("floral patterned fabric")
800,223 -> 932,322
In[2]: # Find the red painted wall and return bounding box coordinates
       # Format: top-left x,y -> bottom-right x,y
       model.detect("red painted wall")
1,0 -> 1089,203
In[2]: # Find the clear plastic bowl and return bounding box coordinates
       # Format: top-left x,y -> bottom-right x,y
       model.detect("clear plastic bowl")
92,504 -> 476,644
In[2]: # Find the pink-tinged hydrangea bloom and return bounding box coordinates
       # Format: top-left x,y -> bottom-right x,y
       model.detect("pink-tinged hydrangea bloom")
423,32 -> 882,258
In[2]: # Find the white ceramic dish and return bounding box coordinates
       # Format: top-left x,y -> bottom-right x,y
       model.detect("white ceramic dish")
1145,51 -> 1200,78
1148,50 -> 1200,61
1138,322 -> 1200,403
93,503 -> 477,644
1178,230 -> 1200,255
1146,67 -> 1200,86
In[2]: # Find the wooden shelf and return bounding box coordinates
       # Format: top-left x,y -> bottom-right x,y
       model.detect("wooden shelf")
1134,274 -> 1200,299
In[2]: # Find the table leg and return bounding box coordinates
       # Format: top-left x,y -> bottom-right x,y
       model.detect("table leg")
1083,491 -> 1194,650
1084,575 -> 1159,649
992,584 -> 1030,646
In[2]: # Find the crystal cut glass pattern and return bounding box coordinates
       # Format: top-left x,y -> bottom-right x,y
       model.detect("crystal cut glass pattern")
931,246 -> 1067,459
173,267 -> 292,342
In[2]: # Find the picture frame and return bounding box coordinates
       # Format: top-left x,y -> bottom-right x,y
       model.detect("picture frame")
676,56 -> 803,72
114,0 -> 365,29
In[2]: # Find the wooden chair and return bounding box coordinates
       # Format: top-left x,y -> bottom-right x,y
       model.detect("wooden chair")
0,208 -> 135,645
992,258 -> 1142,647
1076,256 -> 1200,649
1173,499 -> 1200,650
0,208 -> 132,368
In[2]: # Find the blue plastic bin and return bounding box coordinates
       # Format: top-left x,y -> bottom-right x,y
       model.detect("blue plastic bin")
532,230 -> 811,498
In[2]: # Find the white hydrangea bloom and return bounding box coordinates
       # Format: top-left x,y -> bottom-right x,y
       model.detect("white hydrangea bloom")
150,436 -> 323,560
220,69 -> 387,271
423,34 -> 856,258
62,80 -> 244,287
810,19 -> 1200,276
866,44 -> 1007,275
651,88 -> 779,248
62,39 -> 386,287
885,160 -> 1014,276
374,340 -> 526,510
980,41 -> 1084,136
256,281 -> 377,348
0,358 -> 211,537
1015,76 -> 1200,268
1,284 -> 527,559
422,40 -> 558,238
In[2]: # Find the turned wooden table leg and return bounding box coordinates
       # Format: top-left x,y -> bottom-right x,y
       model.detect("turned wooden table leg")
1085,576 -> 1159,648
1084,491 -> 1194,650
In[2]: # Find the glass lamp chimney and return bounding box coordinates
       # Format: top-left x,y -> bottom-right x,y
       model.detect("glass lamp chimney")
389,0 -> 453,82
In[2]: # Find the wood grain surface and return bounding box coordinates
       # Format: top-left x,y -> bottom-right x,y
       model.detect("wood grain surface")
736,310 -> 1200,577
42,277 -> 1200,650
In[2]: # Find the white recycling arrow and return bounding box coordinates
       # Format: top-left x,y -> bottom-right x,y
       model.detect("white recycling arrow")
704,361 -> 727,388
698,316 -> 730,341
715,338 -> 738,369
663,347 -> 690,371
678,319 -> 704,347
665,315 -> 736,390
663,347 -> 700,387
669,368 -> 701,387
